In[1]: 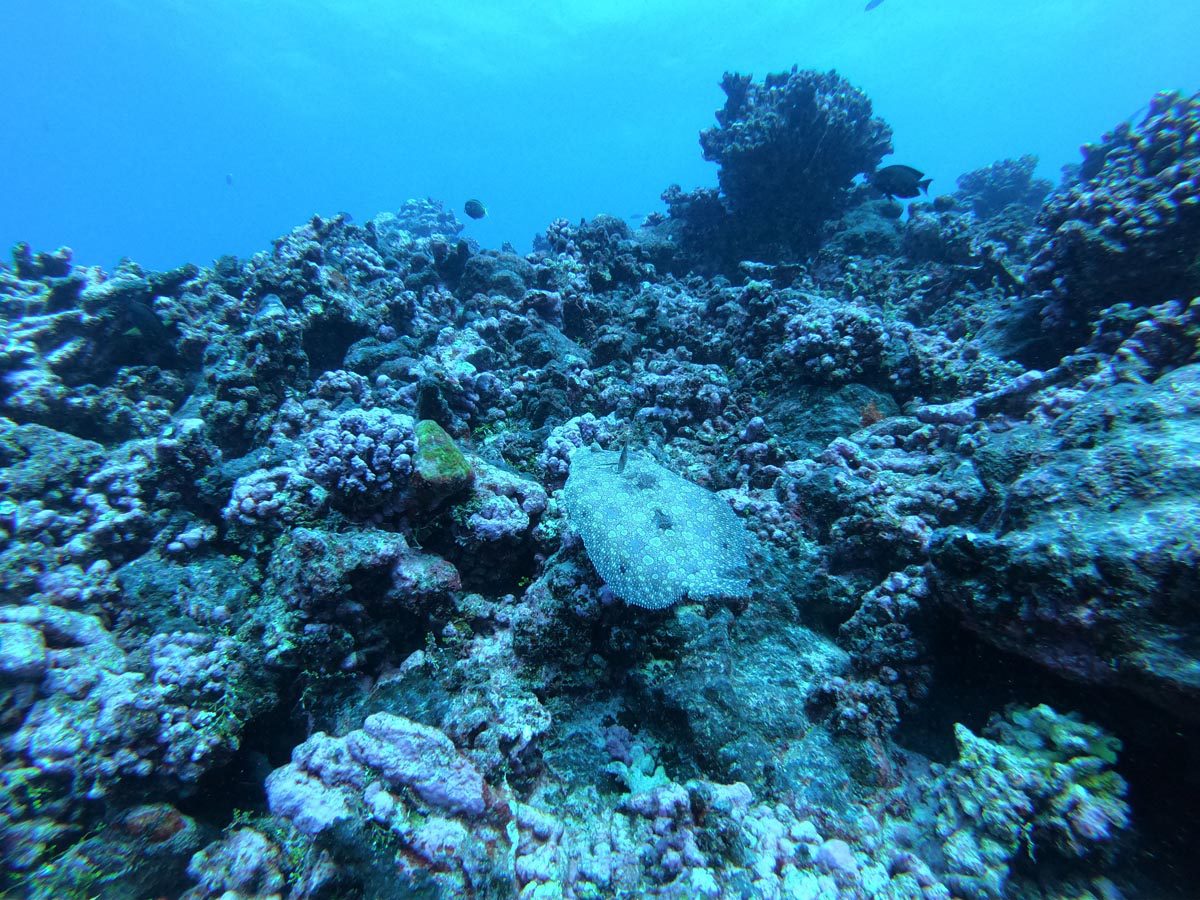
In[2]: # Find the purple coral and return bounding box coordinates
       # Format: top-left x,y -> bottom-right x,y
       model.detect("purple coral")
224,463 -> 327,528
350,713 -> 486,816
184,828 -> 287,899
301,407 -> 417,508
266,712 -> 487,833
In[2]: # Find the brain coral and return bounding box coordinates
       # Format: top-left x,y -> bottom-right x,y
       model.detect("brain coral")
561,446 -> 752,609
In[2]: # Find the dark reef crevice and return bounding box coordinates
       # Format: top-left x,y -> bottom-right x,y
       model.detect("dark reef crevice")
903,623 -> 1200,896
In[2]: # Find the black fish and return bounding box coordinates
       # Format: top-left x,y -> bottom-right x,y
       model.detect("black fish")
464,199 -> 487,220
126,299 -> 167,343
865,0 -> 885,9
871,165 -> 932,199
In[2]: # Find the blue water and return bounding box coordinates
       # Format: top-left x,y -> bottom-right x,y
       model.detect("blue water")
3,0 -> 1195,269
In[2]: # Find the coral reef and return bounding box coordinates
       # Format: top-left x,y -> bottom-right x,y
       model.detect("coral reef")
3,77 -> 1199,900
1028,90 -> 1200,355
955,154 -> 1053,220
662,67 -> 893,268
927,705 -> 1129,899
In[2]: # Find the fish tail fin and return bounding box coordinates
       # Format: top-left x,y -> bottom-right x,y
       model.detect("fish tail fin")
919,178 -> 932,194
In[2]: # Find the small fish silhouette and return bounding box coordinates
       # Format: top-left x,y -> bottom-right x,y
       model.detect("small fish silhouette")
126,299 -> 167,343
865,0 -> 886,9
871,165 -> 931,199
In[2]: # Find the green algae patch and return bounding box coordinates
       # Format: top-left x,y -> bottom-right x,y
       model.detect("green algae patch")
413,419 -> 474,501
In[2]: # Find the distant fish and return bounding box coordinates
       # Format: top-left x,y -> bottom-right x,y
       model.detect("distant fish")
871,165 -> 932,199
225,173 -> 233,187
126,299 -> 168,343
865,0 -> 886,9
464,199 -> 487,220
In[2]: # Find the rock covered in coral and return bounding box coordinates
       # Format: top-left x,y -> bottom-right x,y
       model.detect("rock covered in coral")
2,606 -> 247,792
663,67 -> 892,267
266,711 -> 487,830
927,705 -> 1129,899
930,364 -> 1200,710
224,462 -> 327,531
1029,90 -> 1200,352
303,407 -> 417,504
263,710 -> 505,895
955,154 -> 1053,220
705,68 -> 892,250
182,827 -> 288,900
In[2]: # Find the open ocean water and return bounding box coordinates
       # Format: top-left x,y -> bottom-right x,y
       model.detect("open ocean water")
1,1 -> 1199,898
